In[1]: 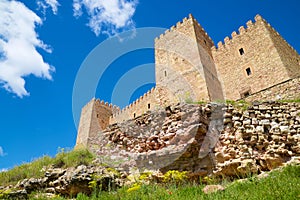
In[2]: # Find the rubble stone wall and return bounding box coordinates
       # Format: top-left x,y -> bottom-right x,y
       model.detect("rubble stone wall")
89,102 -> 300,177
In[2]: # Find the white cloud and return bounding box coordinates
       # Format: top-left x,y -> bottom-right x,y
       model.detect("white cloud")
0,168 -> 8,172
0,0 -> 54,97
37,0 -> 60,15
73,0 -> 138,36
0,146 -> 5,157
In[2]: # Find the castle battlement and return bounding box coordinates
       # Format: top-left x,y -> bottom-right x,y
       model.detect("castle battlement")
212,15 -> 263,51
112,87 -> 157,119
212,14 -> 299,56
155,16 -> 189,42
92,98 -> 120,112
155,14 -> 213,45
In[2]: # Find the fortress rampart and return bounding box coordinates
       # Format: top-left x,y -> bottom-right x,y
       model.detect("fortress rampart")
110,87 -> 160,124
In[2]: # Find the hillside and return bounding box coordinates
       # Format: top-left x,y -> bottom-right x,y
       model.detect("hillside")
0,148 -> 299,199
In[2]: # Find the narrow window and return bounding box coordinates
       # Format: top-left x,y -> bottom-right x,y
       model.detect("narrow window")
97,114 -> 99,118
239,48 -> 244,55
204,40 -> 207,44
241,91 -> 250,98
148,103 -> 151,109
164,70 -> 167,77
246,67 -> 252,76
133,113 -> 136,118
243,91 -> 250,97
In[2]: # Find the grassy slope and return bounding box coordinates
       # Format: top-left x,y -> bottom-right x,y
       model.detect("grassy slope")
0,148 -> 299,200
0,148 -> 95,186
29,164 -> 299,200
76,164 -> 300,200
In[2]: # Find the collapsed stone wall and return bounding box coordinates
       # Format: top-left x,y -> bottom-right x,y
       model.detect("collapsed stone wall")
89,101 -> 300,177
214,101 -> 300,176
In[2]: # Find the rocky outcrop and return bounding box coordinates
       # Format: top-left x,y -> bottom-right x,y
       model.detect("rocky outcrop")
0,165 -> 123,199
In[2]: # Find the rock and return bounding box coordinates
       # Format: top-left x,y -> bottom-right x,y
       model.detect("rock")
215,152 -> 226,163
237,159 -> 258,175
45,168 -> 66,180
202,185 -> 225,194
280,126 -> 290,134
0,189 -> 28,200
264,156 -> 284,170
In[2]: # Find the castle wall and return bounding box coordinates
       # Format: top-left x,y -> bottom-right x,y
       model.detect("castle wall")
110,87 -> 161,124
155,15 -> 215,104
243,76 -> 300,102
212,15 -> 296,100
263,20 -> 300,78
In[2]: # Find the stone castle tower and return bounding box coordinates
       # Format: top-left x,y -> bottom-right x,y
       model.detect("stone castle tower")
213,15 -> 300,100
76,14 -> 300,147
155,14 -> 223,105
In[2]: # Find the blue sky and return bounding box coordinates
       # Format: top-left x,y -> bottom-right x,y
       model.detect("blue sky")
0,0 -> 299,171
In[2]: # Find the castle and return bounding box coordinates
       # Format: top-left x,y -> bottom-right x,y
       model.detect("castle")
76,14 -> 300,147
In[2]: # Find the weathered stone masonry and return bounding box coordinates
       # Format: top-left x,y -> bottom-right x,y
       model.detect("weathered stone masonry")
87,102 -> 300,177
212,15 -> 300,100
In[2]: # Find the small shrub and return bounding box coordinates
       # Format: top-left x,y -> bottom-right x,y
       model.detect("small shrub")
163,170 -> 188,184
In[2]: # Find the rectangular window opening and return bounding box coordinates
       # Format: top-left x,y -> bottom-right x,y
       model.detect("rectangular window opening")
133,113 -> 136,118
241,91 -> 251,98
239,48 -> 244,55
148,103 -> 151,109
164,71 -> 167,77
246,67 -> 252,76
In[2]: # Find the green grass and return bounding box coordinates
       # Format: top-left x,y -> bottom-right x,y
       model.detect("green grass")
278,98 -> 300,103
29,164 -> 300,200
0,147 -> 95,186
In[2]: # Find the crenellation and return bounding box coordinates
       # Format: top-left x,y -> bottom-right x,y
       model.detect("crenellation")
164,29 -> 170,35
217,41 -> 224,49
238,25 -> 246,34
224,36 -> 230,45
254,14 -> 262,22
246,20 -> 253,28
231,31 -> 237,38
